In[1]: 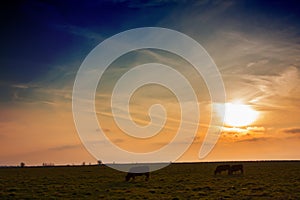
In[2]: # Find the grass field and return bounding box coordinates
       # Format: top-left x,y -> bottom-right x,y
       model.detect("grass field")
1,161 -> 299,199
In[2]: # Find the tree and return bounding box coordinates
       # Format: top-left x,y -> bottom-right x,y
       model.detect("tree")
97,160 -> 102,166
20,162 -> 25,168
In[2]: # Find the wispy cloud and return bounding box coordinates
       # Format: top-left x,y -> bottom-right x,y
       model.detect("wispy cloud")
221,126 -> 266,140
48,144 -> 82,151
246,126 -> 265,132
196,0 -> 234,22
11,84 -> 31,89
244,66 -> 300,110
55,25 -> 104,41
236,137 -> 270,143
4,63 -> 77,106
247,66 -> 299,98
116,0 -> 179,8
282,128 -> 300,134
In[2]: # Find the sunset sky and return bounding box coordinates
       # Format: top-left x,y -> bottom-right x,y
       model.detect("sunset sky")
1,0 -> 300,166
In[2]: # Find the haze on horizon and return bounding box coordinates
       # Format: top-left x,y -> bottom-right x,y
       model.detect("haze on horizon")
1,0 -> 300,166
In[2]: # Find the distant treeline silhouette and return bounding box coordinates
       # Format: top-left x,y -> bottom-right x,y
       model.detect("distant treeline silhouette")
42,163 -> 55,167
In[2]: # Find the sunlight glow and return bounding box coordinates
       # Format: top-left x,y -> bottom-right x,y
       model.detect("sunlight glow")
224,102 -> 259,127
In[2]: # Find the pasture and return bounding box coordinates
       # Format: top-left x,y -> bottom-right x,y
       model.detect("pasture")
0,161 -> 299,199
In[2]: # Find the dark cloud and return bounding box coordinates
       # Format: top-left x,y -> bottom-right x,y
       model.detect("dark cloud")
96,128 -> 111,133
112,138 -> 124,143
237,137 -> 270,143
282,128 -> 300,134
48,144 -> 82,151
118,0 -> 179,8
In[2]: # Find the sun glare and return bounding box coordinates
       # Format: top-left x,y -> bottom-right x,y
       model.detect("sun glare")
224,102 -> 259,127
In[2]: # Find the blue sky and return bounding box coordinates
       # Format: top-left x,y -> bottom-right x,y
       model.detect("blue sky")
2,0 -> 300,84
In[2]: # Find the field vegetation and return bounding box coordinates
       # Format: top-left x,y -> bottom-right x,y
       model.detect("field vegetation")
1,161 -> 299,199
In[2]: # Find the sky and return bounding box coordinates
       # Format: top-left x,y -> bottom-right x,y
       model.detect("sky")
1,0 -> 300,166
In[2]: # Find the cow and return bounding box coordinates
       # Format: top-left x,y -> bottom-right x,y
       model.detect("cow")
125,166 -> 150,182
229,164 -> 243,175
214,164 -> 231,175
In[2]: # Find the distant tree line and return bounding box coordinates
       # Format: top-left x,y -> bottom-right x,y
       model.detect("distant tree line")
42,162 -> 55,167
17,160 -> 103,167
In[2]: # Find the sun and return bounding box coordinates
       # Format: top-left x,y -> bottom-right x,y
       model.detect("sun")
224,102 -> 259,127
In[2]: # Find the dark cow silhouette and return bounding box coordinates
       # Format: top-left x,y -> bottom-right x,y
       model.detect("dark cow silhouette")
229,164 -> 243,175
214,164 -> 231,175
125,166 -> 150,182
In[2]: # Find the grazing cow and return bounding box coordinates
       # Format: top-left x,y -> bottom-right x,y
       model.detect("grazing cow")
229,164 -> 243,175
214,164 -> 231,175
125,166 -> 150,182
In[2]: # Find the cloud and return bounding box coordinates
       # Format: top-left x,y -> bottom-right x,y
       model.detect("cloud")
11,84 -> 30,89
220,126 -> 266,140
243,66 -> 300,109
222,126 -> 265,134
115,0 -> 179,8
222,127 -> 248,134
246,59 -> 269,68
48,144 -> 82,151
246,126 -> 265,132
9,86 -> 71,107
282,128 -> 300,134
56,25 -> 104,41
96,128 -> 111,133
196,0 -> 234,22
236,137 -> 270,143
259,66 -> 299,97
112,138 -> 124,143
3,64 -> 76,106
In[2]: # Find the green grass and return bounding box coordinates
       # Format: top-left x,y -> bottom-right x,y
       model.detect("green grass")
0,161 -> 299,199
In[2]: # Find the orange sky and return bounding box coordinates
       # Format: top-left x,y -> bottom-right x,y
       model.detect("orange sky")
1,1 -> 300,166
1,50 -> 299,166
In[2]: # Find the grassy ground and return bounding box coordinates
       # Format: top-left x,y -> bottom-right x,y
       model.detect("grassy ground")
0,161 -> 299,199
